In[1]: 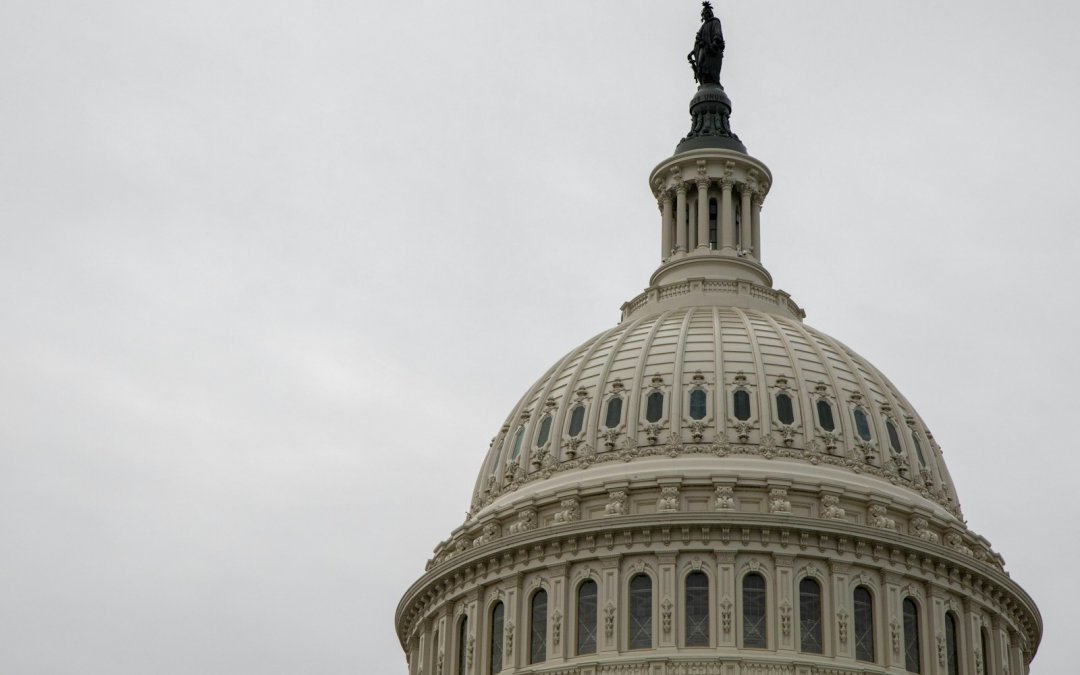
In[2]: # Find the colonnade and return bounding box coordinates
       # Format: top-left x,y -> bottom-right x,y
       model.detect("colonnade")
659,177 -> 763,262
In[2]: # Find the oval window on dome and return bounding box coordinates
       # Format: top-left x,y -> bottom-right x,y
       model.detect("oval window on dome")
605,397 -> 623,429
689,389 -> 707,420
646,391 -> 664,423
886,420 -> 902,454
535,415 -> 552,448
510,427 -> 525,459
816,400 -> 835,431
776,393 -> 794,425
912,432 -> 927,466
733,390 -> 751,421
567,404 -> 585,437
853,408 -> 872,441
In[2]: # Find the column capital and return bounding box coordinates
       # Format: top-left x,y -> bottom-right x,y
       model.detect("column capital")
675,182 -> 688,195
695,177 -> 711,190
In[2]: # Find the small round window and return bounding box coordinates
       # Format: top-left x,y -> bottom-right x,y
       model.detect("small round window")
776,393 -> 794,425
816,400 -> 835,431
733,390 -> 751,421
645,392 -> 664,423
689,389 -> 707,420
852,408 -> 871,441
605,397 -> 623,429
535,415 -> 552,447
567,405 -> 585,437
886,420 -> 902,454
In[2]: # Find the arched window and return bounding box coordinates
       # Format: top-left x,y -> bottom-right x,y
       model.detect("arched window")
685,572 -> 709,647
689,389 -> 707,420
945,612 -> 959,675
903,597 -> 921,673
887,420 -> 903,454
535,415 -> 552,448
742,573 -> 767,648
605,397 -> 623,429
568,404 -> 585,437
708,198 -> 718,248
628,574 -> 652,650
799,577 -> 822,654
853,408 -> 872,441
817,400 -> 835,431
733,390 -> 751,421
530,590 -> 547,664
646,391 -> 664,423
510,428 -> 524,460
912,432 -> 927,466
853,586 -> 875,662
457,616 -> 469,675
489,602 -> 504,674
776,392 -> 795,425
576,580 -> 598,655
981,627 -> 992,675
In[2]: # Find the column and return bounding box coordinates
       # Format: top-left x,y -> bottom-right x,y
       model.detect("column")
830,562 -> 851,659
550,564 -> 568,663
600,556 -> 620,654
675,183 -> 688,253
716,552 -> 736,648
774,555 -> 795,653
751,191 -> 763,261
661,190 -> 674,260
696,178 -> 711,249
688,195 -> 698,250
741,186 -> 754,255
720,179 -> 734,252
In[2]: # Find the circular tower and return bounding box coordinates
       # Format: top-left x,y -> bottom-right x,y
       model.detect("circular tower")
395,7 -> 1041,675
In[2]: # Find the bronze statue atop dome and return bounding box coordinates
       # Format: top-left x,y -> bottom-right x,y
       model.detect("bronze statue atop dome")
688,1 -> 725,85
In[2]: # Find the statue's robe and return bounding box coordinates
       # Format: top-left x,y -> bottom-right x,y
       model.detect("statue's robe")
693,17 -> 725,84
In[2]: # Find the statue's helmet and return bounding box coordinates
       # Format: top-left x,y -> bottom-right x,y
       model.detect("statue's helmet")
701,1 -> 714,20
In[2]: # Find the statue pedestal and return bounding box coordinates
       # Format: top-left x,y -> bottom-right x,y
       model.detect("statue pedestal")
676,84 -> 746,154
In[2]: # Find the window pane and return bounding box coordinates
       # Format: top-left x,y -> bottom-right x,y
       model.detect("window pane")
457,617 -> 469,675
903,598 -> 921,673
733,390 -> 751,421
685,572 -> 710,647
628,574 -> 652,650
945,613 -> 959,675
568,405 -> 585,437
646,392 -> 664,423
776,393 -> 794,425
576,581 -> 598,655
912,433 -> 927,466
817,400 -> 835,431
981,628 -> 992,675
511,428 -> 524,459
799,578 -> 822,654
887,421 -> 903,454
530,590 -> 547,664
742,573 -> 767,649
854,587 -> 875,662
536,416 -> 552,448
853,408 -> 872,441
689,389 -> 707,420
605,397 -> 623,429
709,198 -> 718,248
490,603 -> 504,674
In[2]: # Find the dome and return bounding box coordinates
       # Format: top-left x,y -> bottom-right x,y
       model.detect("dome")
468,306 -> 962,526
396,9 -> 1040,674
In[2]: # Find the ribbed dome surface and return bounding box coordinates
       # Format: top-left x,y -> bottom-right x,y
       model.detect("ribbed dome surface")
470,306 -> 960,522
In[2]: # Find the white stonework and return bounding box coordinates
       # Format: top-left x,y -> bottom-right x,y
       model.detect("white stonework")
396,16 -> 1041,675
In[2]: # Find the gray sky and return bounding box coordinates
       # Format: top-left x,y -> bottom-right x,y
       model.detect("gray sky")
1,1 -> 1076,673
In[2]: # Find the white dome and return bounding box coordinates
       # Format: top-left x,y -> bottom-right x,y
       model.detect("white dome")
470,305 -> 961,524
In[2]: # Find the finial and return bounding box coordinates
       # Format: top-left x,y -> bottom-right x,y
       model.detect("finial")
688,1 -> 725,85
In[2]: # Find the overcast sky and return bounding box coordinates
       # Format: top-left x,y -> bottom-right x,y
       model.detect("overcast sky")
1,1 -> 1077,673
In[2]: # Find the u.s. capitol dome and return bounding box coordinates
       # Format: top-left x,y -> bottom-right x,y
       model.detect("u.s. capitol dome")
396,7 -> 1040,675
